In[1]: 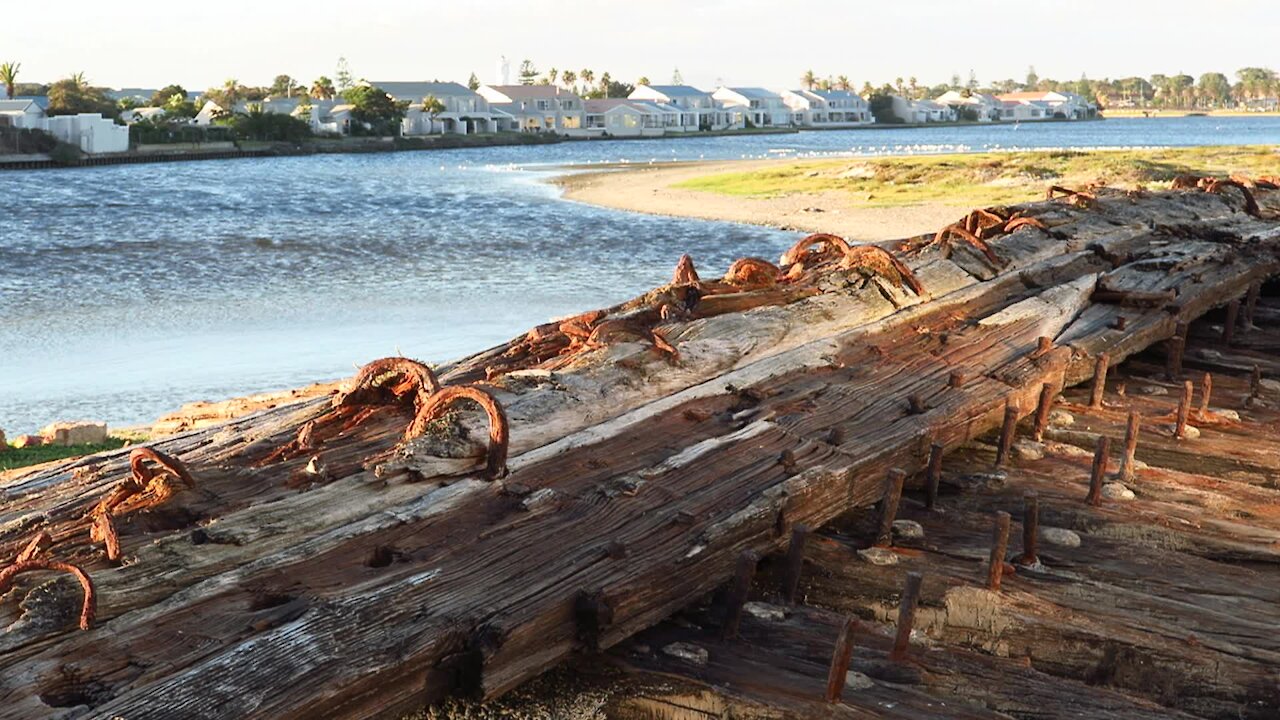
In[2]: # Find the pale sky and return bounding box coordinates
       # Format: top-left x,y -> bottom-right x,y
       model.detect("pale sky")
1,0 -> 1269,92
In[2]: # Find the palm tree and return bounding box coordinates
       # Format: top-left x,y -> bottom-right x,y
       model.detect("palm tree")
908,77 -> 919,99
580,69 -> 594,90
71,71 -> 89,90
421,94 -> 446,132
0,62 -> 19,99
637,76 -> 650,86
548,68 -> 558,85
220,78 -> 243,112
560,70 -> 577,92
599,72 -> 612,97
310,76 -> 336,100
801,69 -> 817,90
894,77 -> 905,95
836,75 -> 850,91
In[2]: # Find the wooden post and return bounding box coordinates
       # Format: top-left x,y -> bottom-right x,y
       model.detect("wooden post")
1086,435 -> 1110,506
1018,492 -> 1039,566
948,370 -> 966,388
825,617 -> 858,704
1165,336 -> 1184,380
1034,336 -> 1053,357
1175,381 -> 1193,440
1245,282 -> 1260,327
907,394 -> 927,415
924,443 -> 943,510
1118,412 -> 1141,482
1112,316 -> 1128,331
781,524 -> 809,605
1089,352 -> 1110,409
889,572 -> 923,662
1198,372 -> 1213,415
994,402 -> 1019,468
720,550 -> 759,641
1251,365 -> 1263,399
1031,382 -> 1055,442
987,511 -> 1011,591
874,469 -> 907,546
1223,300 -> 1240,346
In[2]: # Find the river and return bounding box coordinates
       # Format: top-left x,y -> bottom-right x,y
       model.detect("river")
2,116 -> 1278,434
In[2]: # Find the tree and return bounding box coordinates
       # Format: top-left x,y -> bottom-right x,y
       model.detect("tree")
149,84 -> 188,107
519,59 -> 538,85
671,68 -> 683,85
46,73 -> 117,117
548,68 -> 558,85
966,70 -> 978,91
420,94 -> 446,132
229,104 -> 311,142
467,72 -> 480,91
908,76 -> 919,99
310,77 -> 336,101
209,78 -> 243,112
894,77 -> 904,95
836,75 -> 850,91
599,71 -> 612,97
817,77 -> 832,91
1025,66 -> 1039,89
950,73 -> 961,89
580,69 -> 594,90
802,69 -> 817,90
1197,72 -> 1231,108
560,70 -> 576,91
0,62 -> 19,99
270,74 -> 299,98
860,81 -> 874,97
637,76 -> 650,86
344,84 -> 408,135
335,57 -> 354,93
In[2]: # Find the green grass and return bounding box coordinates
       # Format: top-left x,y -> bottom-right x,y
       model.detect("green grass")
0,439 -> 128,472
673,145 -> 1280,208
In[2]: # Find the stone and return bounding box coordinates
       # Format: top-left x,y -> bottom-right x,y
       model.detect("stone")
1180,425 -> 1201,439
844,671 -> 875,691
1048,409 -> 1074,427
857,547 -> 900,566
1042,527 -> 1082,548
39,421 -> 108,447
1136,385 -> 1169,396
891,520 -> 925,541
1012,440 -> 1045,461
662,642 -> 708,666
743,601 -> 787,622
1043,441 -> 1092,459
12,434 -> 45,449
1101,483 -> 1136,500
1261,378 -> 1280,393
1215,409 -> 1241,422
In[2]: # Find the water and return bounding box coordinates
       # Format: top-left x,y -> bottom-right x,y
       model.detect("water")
2,117 -> 1277,434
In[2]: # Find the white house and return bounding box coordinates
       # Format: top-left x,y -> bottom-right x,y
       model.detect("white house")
582,99 -> 669,137
996,100 -> 1049,122
44,113 -> 130,154
996,91 -> 1094,119
711,87 -> 789,127
371,81 -> 501,135
780,89 -> 873,127
628,84 -> 738,131
935,90 -> 1001,122
477,85 -> 585,135
0,99 -> 47,129
911,99 -> 956,123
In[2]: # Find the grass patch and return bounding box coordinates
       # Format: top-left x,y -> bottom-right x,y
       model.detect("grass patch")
0,439 -> 128,472
673,145 -> 1280,208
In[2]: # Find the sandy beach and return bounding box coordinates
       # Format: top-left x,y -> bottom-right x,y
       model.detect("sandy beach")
555,158 -> 966,241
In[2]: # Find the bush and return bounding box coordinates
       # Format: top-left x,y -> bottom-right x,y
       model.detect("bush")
49,142 -> 83,165
0,127 -> 58,154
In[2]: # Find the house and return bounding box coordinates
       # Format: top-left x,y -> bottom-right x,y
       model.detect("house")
628,85 -> 738,131
780,89 -> 873,127
935,91 -> 1000,122
0,99 -> 47,129
476,85 -> 585,135
911,99 -> 956,123
119,106 -> 169,124
370,81 -> 501,135
997,100 -> 1049,122
711,87 -> 789,127
582,99 -> 670,137
44,113 -> 130,153
996,91 -> 1094,119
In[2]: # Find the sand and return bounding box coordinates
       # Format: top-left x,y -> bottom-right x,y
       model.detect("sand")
554,159 -> 965,241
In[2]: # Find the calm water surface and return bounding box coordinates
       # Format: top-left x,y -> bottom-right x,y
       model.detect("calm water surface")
2,116 -> 1278,433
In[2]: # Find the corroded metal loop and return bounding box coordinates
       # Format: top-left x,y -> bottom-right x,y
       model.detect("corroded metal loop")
335,357 -> 442,409
408,386 -> 510,480
92,448 -> 197,562
1045,185 -> 1097,208
129,447 -> 196,489
839,245 -> 925,295
671,254 -> 700,285
779,233 -> 853,267
0,557 -> 96,630
723,257 -> 782,287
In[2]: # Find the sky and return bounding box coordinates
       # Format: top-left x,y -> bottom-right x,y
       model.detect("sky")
1,0 -> 1272,92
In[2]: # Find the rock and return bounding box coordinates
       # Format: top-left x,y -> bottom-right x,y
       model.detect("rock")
1181,425 -> 1201,439
39,421 -> 108,447
662,642 -> 708,666
743,601 -> 787,622
1013,440 -> 1045,461
1048,409 -> 1074,427
12,434 -> 45,449
857,547 -> 900,566
1136,385 -> 1169,396
1101,482 -> 1136,500
1261,378 -> 1280,393
844,671 -> 875,691
1042,527 -> 1081,548
1215,409 -> 1241,421
892,520 -> 925,541
1043,440 -> 1093,459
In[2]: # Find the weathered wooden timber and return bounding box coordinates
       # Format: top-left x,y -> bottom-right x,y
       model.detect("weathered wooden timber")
1,183 -> 1279,719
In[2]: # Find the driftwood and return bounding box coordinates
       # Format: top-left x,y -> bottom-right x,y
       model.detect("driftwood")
0,185 -> 1278,719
